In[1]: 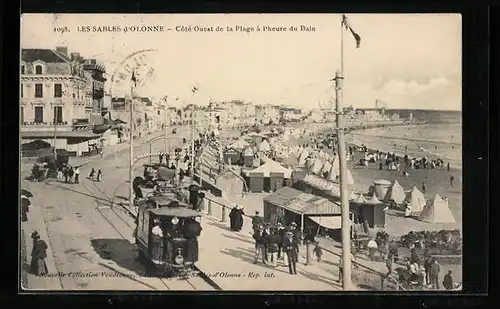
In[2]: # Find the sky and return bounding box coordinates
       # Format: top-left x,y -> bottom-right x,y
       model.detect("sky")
21,14 -> 462,110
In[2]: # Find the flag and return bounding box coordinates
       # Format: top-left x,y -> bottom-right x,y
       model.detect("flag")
342,15 -> 361,48
192,86 -> 199,93
131,70 -> 137,87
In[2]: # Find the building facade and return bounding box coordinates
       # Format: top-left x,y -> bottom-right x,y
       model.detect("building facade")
81,58 -> 106,125
20,47 -> 101,154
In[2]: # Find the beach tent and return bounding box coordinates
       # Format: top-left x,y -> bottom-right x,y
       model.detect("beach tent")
418,194 -> 456,223
365,192 -> 382,205
345,168 -> 355,185
384,179 -> 406,204
230,139 -> 250,150
245,159 -> 293,178
259,140 -> 271,152
305,158 -> 315,169
298,149 -> 310,165
310,158 -> 324,175
352,193 -> 368,204
319,160 -> 332,176
327,157 -> 340,181
243,147 -> 254,157
405,186 -> 426,213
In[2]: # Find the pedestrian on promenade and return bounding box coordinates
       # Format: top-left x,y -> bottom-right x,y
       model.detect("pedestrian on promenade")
447,162 -> 450,171
267,228 -> 281,267
68,167 -> 74,184
89,168 -> 96,181
74,166 -> 80,184
30,231 -> 48,276
430,258 -> 441,289
97,169 -> 102,182
450,175 -> 454,187
277,222 -> 285,260
252,227 -> 265,264
442,270 -> 454,290
421,182 -> 427,193
367,238 -> 378,261
283,232 -> 298,275
159,153 -> 164,164
262,225 -> 271,263
424,253 -> 433,285
313,242 -> 323,262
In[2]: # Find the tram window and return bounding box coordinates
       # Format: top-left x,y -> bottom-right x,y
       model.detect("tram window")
142,212 -> 150,241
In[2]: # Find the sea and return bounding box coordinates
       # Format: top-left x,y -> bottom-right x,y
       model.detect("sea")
347,110 -> 462,170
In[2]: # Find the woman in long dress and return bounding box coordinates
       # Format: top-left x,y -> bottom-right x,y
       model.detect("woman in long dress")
30,231 -> 48,276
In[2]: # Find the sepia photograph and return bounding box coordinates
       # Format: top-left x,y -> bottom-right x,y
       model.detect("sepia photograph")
19,13 -> 462,292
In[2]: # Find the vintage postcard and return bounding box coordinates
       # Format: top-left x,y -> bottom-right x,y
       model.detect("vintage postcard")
20,13 -> 462,291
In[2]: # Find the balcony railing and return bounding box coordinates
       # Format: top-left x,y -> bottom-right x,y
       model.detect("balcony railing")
22,121 -> 69,126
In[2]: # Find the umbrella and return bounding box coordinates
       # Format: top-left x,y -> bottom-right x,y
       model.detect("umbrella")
21,196 -> 31,208
21,189 -> 33,198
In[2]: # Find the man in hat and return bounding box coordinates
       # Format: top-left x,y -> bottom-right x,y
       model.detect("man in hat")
261,224 -> 271,263
283,232 -> 298,275
252,211 -> 263,233
30,231 -> 48,276
252,226 -> 265,264
267,227 -> 281,267
277,222 -> 286,259
289,222 -> 301,254
229,206 -> 238,231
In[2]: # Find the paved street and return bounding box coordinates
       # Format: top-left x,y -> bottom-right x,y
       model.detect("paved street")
21,127 -> 214,291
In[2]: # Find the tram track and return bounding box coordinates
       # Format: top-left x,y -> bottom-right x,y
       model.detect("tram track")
80,180 -> 217,291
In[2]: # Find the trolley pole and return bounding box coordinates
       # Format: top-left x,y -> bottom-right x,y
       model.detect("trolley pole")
129,85 -> 135,212
335,69 -> 352,290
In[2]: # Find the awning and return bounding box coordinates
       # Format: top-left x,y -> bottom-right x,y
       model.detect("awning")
21,131 -> 101,139
309,216 -> 352,230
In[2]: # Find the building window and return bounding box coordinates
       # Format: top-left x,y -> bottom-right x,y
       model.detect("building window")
53,106 -> 63,123
35,65 -> 43,75
35,84 -> 43,98
21,85 -> 23,98
21,65 -> 25,74
34,106 -> 44,123
21,107 -> 24,123
54,84 -> 62,97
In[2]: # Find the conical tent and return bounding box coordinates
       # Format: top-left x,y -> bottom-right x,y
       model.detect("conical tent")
352,193 -> 367,204
345,168 -> 355,185
328,157 -> 340,181
298,149 -> 309,165
259,140 -> 271,152
405,186 -> 426,213
384,179 -> 406,204
365,192 -> 382,205
320,160 -> 332,176
311,158 -> 324,175
418,194 -> 456,223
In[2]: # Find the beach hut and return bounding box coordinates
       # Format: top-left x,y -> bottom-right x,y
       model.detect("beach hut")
405,186 -> 426,213
243,147 -> 254,167
364,193 -> 386,228
269,172 -> 285,192
259,139 -> 271,152
224,147 -> 242,165
418,194 -> 456,223
372,179 -> 392,200
384,180 -> 406,204
248,172 -> 264,193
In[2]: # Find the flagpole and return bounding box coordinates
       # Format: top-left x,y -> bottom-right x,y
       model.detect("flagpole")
338,14 -> 352,290
164,97 -> 168,156
129,78 -> 135,213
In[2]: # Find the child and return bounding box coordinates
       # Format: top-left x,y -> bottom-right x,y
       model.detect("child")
313,242 -> 323,262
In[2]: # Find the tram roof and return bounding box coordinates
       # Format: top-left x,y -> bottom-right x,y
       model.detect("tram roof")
150,206 -> 201,218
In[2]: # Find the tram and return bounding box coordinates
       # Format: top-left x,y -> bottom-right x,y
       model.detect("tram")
133,165 -> 202,278
135,195 -> 202,278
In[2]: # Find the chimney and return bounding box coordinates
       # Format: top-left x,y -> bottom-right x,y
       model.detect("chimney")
70,52 -> 80,62
55,46 -> 68,56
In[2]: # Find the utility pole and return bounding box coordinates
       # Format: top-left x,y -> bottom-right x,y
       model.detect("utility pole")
190,102 -> 195,181
337,15 -> 352,290
128,84 -> 135,212
164,97 -> 169,156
